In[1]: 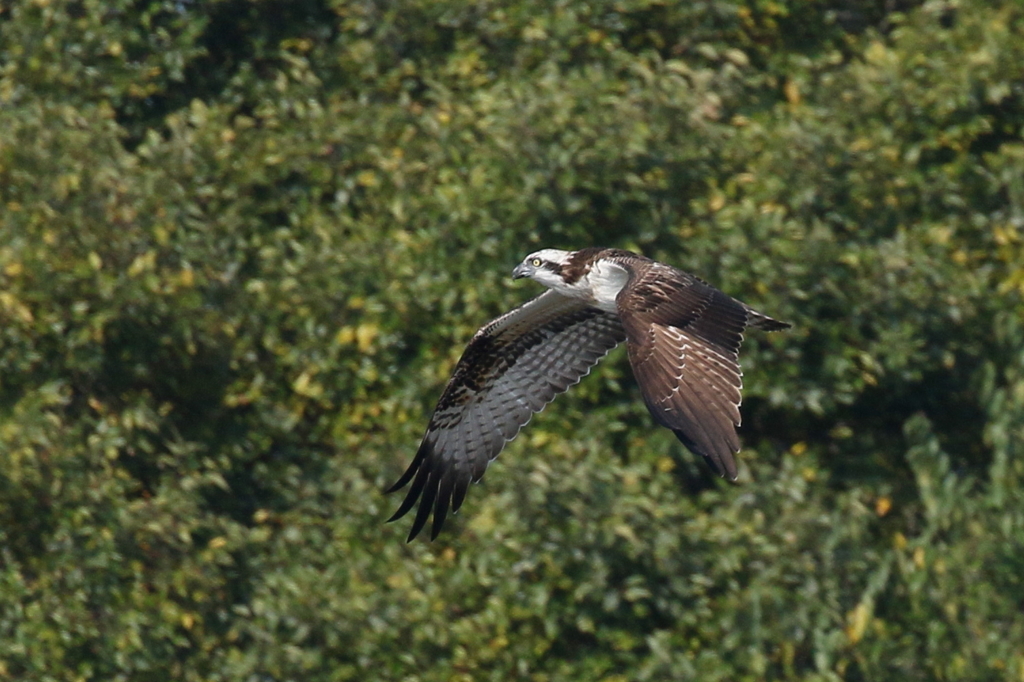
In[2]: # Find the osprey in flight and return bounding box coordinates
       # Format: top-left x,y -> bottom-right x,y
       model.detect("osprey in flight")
388,247 -> 789,540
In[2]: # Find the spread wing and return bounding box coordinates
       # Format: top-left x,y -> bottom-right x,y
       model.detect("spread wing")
616,262 -> 762,480
387,290 -> 626,541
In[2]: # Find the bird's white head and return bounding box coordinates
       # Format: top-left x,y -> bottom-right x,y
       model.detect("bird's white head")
513,246 -> 629,312
512,249 -> 576,292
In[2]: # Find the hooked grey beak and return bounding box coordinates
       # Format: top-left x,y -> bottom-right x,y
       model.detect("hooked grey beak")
511,263 -> 530,280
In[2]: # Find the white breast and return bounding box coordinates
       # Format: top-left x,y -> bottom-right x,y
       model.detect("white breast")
582,260 -> 629,313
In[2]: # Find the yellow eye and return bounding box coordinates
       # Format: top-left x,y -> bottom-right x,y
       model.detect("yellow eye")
531,258 -> 542,267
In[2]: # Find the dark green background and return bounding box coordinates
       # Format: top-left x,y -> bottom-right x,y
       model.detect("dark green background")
1,0 -> 1022,679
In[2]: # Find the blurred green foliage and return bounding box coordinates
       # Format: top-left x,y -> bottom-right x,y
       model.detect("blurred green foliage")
1,0 -> 1023,679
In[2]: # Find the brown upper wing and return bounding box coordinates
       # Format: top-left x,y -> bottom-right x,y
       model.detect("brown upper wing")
615,260 -> 752,480
387,290 -> 626,541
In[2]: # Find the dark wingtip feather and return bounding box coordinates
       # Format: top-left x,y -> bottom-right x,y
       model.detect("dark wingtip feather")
722,456 -> 739,481
430,491 -> 450,540
759,319 -> 791,332
710,453 -> 739,481
387,448 -> 433,526
451,475 -> 469,513
672,428 -> 738,481
385,439 -> 431,494
746,312 -> 791,332
384,477 -> 409,495
430,473 -> 453,541
406,468 -> 439,542
386,494 -> 415,524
